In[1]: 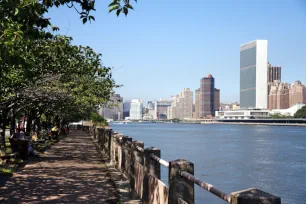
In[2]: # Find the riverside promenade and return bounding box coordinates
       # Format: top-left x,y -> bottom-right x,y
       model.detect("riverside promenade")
0,130 -> 118,203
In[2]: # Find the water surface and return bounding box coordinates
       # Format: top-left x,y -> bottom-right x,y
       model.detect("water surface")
111,123 -> 306,204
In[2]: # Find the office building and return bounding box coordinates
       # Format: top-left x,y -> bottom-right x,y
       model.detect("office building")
200,74 -> 215,117
123,101 -> 131,118
154,99 -> 172,119
268,80 -> 290,110
170,88 -> 193,120
268,62 -> 281,83
289,81 -> 306,107
193,89 -> 200,119
130,99 -> 143,120
214,88 -> 220,112
100,94 -> 123,120
147,101 -> 154,109
240,40 -> 268,109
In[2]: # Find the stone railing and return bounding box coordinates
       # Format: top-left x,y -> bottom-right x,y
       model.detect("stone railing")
85,126 -> 281,204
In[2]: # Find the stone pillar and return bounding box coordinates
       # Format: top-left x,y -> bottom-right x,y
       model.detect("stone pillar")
97,128 -> 101,144
144,147 -> 161,179
122,136 -> 132,178
132,141 -> 144,165
108,129 -> 113,159
131,141 -> 144,189
93,126 -> 96,140
230,188 -> 281,204
169,159 -> 194,204
143,147 -> 161,204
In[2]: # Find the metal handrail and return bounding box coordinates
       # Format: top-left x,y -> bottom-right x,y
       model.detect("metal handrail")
150,154 -> 169,168
135,145 -> 144,152
180,171 -> 231,203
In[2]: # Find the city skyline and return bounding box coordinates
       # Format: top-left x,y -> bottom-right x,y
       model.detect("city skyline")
48,1 -> 306,103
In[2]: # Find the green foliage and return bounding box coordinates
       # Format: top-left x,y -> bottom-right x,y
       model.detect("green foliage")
270,113 -> 292,119
108,0 -> 137,16
171,118 -> 181,123
90,112 -> 108,126
0,0 -> 125,131
294,106 -> 306,118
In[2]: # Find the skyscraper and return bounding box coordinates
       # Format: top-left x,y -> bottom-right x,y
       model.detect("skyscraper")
130,99 -> 143,120
200,74 -> 215,117
170,88 -> 193,119
289,81 -> 306,107
240,40 -> 268,109
268,80 -> 290,110
154,99 -> 172,119
268,62 -> 281,83
100,94 -> 123,120
193,89 -> 200,119
214,88 -> 220,111
123,101 -> 131,118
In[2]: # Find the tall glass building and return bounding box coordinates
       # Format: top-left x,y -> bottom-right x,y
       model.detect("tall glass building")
200,74 -> 215,117
240,40 -> 268,109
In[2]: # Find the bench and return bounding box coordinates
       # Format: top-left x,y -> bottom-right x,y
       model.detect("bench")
9,139 -> 29,160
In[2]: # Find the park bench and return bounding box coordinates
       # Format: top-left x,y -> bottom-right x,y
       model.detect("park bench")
9,138 -> 29,160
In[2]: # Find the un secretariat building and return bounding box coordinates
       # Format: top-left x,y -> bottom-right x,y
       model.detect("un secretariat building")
240,40 -> 268,110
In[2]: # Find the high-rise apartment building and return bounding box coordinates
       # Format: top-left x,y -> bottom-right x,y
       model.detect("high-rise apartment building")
289,81 -> 306,107
268,62 -> 281,83
170,88 -> 193,120
200,74 -> 215,117
123,101 -> 131,118
214,88 -> 220,112
130,99 -> 143,120
268,80 -> 290,110
154,99 -> 172,119
240,40 -> 268,109
193,89 -> 200,119
100,94 -> 123,120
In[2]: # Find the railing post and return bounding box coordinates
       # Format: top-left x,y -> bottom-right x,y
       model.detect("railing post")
131,141 -> 144,190
132,141 -> 144,165
143,147 -> 161,204
122,136 -> 132,178
97,128 -> 102,144
230,188 -> 281,204
93,126 -> 96,140
144,147 -> 161,179
108,129 -> 112,159
169,159 -> 194,204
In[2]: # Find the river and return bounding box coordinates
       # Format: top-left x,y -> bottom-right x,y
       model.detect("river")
111,122 -> 306,204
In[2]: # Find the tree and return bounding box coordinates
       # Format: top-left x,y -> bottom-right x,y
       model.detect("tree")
0,0 -> 134,151
294,106 -> 306,118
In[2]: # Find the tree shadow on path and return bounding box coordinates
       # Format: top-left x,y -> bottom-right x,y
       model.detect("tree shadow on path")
0,130 -> 119,203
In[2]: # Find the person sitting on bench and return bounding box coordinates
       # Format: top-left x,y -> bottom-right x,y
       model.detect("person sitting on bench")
51,125 -> 59,139
11,129 -> 39,158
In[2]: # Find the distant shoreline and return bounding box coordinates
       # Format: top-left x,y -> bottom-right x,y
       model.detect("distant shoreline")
202,121 -> 306,127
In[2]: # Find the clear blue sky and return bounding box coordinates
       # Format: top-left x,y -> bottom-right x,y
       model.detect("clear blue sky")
47,0 -> 306,103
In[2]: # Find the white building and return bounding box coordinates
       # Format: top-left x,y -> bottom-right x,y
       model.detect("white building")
154,99 -> 172,120
240,40 -> 268,109
271,103 -> 305,117
129,99 -> 143,120
215,109 -> 270,120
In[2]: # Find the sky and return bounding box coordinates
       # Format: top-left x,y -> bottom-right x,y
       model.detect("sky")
47,0 -> 306,104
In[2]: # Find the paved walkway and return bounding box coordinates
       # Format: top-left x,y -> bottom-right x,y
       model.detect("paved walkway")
0,130 -> 118,203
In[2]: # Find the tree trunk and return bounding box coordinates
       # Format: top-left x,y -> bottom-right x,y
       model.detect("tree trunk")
0,111 -> 6,152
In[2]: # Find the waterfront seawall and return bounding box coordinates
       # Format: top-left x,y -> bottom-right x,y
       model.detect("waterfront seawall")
84,125 -> 282,204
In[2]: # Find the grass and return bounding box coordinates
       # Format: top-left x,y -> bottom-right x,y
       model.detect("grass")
0,158 -> 23,176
